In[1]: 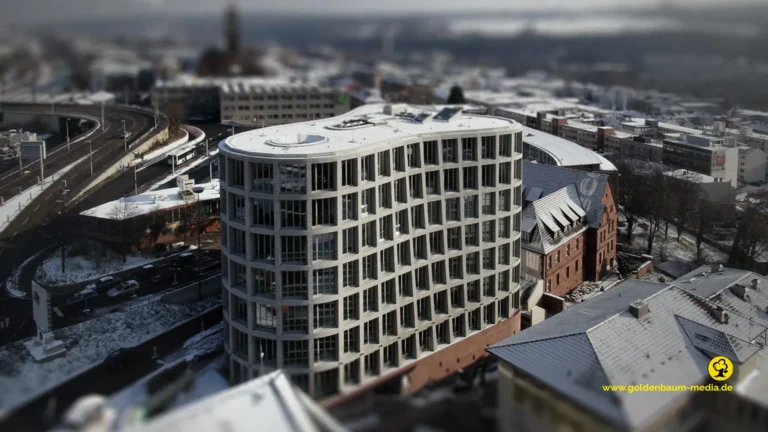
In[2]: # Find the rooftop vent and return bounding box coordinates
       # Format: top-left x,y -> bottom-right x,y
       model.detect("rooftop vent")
751,278 -> 760,291
710,263 -> 719,273
629,300 -> 650,319
383,104 -> 408,116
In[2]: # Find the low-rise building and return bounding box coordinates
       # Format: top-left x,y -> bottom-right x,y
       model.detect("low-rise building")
78,179 -> 221,253
521,163 -> 619,290
604,133 -> 665,163
488,265 -> 768,432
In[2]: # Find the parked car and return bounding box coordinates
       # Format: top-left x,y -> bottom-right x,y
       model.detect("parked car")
107,280 -> 140,298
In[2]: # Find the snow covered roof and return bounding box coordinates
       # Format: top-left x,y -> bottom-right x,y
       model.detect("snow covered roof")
522,126 -> 604,168
80,180 -> 220,220
0,296 -> 219,418
663,169 -> 720,184
222,104 -> 520,158
136,370 -> 347,432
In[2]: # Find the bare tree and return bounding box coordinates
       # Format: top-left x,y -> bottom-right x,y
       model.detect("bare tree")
107,199 -> 139,262
687,198 -> 717,263
670,171 -> 701,242
644,171 -> 672,255
728,197 -> 768,271
164,102 -> 186,136
612,157 -> 648,244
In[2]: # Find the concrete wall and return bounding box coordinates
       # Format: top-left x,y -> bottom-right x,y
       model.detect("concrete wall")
161,274 -> 221,304
1,112 -> 62,133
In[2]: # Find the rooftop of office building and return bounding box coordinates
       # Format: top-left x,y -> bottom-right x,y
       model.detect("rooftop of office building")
221,104 -> 520,158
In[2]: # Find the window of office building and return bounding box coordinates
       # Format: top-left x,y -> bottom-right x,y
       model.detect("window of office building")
364,318 -> 379,345
253,268 -> 275,298
283,306 -> 309,333
281,236 -> 307,264
314,302 -> 337,329
251,162 -> 273,193
279,164 -> 306,194
423,140 -> 439,165
361,154 -> 375,182
462,137 -> 477,161
344,327 -> 359,353
282,271 -> 308,299
463,166 -> 478,189
312,233 -> 336,261
284,340 -> 309,366
341,158 -> 357,187
481,136 -> 496,159
342,261 -> 359,288
312,198 -> 337,226
280,201 -> 306,229
313,268 -> 337,295
311,162 -> 336,192
253,199 -> 274,227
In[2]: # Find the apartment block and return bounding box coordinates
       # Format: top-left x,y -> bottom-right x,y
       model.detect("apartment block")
218,104 -> 524,400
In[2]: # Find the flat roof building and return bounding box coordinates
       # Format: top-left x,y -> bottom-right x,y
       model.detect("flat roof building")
219,104 -> 525,399
521,126 -> 616,172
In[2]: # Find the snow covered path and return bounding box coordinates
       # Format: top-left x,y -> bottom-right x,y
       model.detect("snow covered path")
0,154 -> 89,236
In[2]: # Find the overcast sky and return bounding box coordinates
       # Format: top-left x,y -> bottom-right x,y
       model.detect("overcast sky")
0,0 -> 763,25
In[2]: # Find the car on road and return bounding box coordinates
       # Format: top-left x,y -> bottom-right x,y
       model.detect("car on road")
107,280 -> 140,298
85,276 -> 120,293
186,115 -> 213,124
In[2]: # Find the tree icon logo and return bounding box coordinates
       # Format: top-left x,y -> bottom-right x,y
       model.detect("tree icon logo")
708,356 -> 734,381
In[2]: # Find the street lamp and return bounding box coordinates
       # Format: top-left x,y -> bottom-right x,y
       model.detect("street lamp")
192,185 -> 205,300
122,120 -> 127,151
88,140 -> 93,176
65,118 -> 70,151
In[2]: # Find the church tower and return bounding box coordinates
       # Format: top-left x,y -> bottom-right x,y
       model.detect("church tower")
225,3 -> 240,55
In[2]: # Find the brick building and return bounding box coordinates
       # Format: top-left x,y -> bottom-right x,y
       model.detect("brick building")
520,163 -> 618,295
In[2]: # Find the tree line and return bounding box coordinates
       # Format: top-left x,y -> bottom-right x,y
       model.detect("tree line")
610,156 -> 768,273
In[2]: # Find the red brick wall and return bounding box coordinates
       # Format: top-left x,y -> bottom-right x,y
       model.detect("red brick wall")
542,232 -> 585,296
595,183 -> 619,279
324,310 -> 521,410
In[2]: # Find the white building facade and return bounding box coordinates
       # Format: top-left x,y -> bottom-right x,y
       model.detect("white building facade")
219,104 -> 524,399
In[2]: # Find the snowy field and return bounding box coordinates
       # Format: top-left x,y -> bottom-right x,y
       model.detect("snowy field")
0,296 -> 219,416
618,220 -> 727,278
35,240 -> 160,287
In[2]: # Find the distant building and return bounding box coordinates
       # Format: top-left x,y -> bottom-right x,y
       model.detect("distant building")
219,82 -> 350,126
604,133 -> 665,163
197,4 -> 265,77
489,265 -> 768,432
738,146 -> 767,185
662,134 -> 738,187
521,126 -> 616,172
663,169 -> 737,207
152,75 -> 351,125
89,59 -> 154,101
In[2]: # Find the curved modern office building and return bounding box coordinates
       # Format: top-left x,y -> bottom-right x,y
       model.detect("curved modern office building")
219,103 -> 524,399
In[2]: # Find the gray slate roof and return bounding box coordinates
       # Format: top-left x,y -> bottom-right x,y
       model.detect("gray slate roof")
523,162 -> 611,229
520,185 -> 587,254
488,271 -> 768,430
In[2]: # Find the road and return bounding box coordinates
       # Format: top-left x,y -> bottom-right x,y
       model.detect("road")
0,104 -> 161,236
76,121 -> 232,211
0,245 -> 220,348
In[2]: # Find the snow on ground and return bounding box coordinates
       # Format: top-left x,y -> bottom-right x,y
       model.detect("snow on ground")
182,322 -> 223,359
618,219 -> 727,278
35,240 -> 160,287
147,154 -> 216,192
0,296 -> 219,415
0,154 -> 89,235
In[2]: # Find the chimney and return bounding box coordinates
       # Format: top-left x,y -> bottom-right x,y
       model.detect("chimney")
629,300 -> 650,319
713,307 -> 729,324
730,284 -> 749,301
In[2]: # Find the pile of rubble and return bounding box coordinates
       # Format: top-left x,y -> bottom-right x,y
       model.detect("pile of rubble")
566,282 -> 601,303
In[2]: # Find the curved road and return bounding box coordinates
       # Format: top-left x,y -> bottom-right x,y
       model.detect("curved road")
0,104 -> 161,236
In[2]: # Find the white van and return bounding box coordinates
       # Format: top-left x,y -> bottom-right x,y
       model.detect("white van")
107,280 -> 140,298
